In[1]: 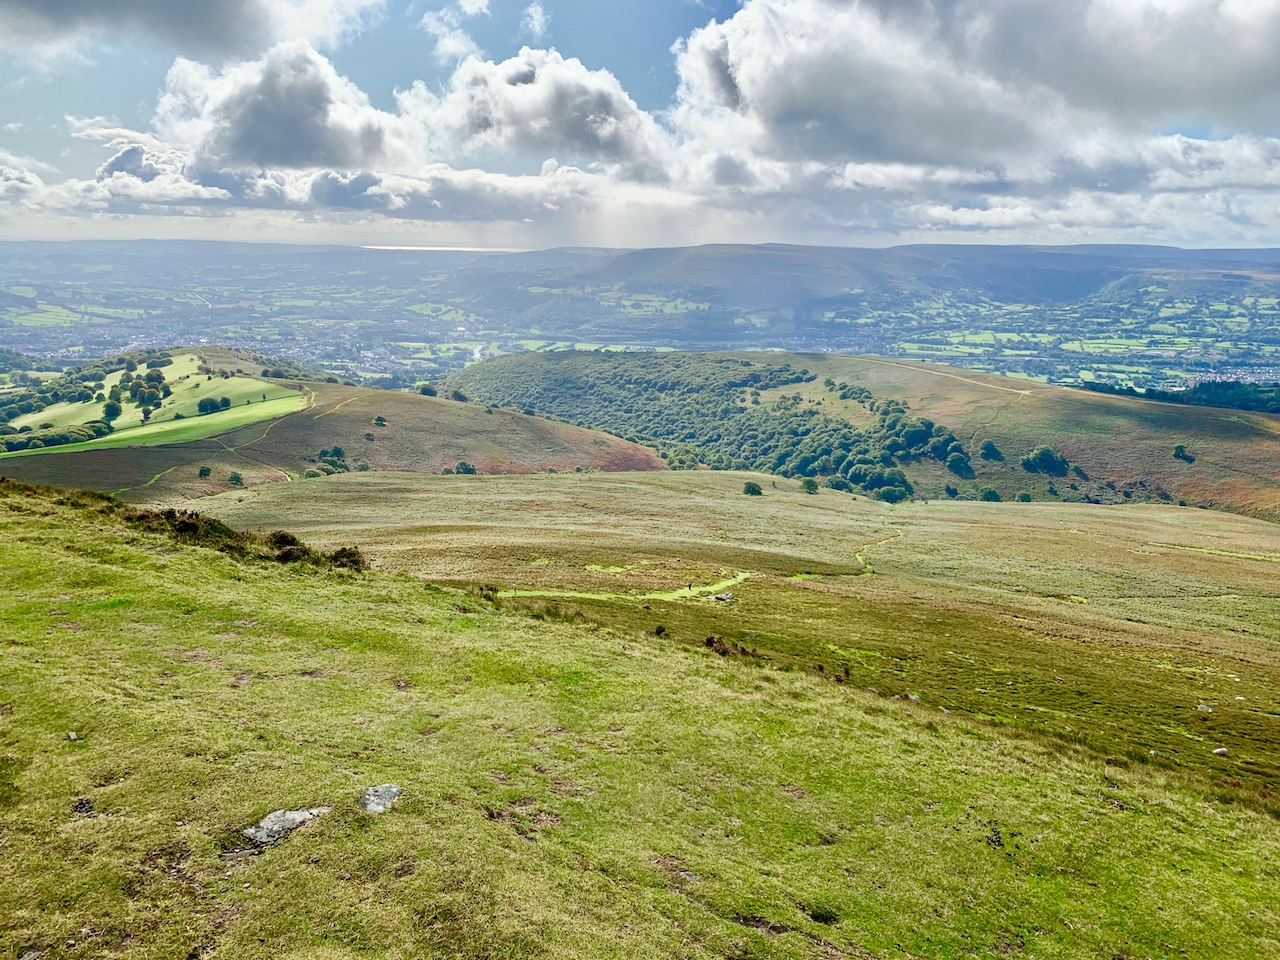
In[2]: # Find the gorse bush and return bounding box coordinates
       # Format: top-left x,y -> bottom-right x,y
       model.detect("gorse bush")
449,353 -> 973,501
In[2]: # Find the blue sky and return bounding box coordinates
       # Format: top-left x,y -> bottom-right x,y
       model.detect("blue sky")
2,0 -> 1280,248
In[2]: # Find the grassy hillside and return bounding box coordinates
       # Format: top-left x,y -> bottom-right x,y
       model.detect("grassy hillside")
448,351 -> 1280,519
801,354 -> 1280,519
0,380 -> 664,502
3,481 -> 1278,958
205,470 -> 1280,802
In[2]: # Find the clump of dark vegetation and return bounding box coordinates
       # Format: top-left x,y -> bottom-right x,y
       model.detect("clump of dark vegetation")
1021,446 -> 1071,476
743,481 -> 763,496
196,396 -> 231,415
1174,444 -> 1195,463
304,446 -> 367,478
1080,378 -> 1280,414
449,353 -> 975,501
0,479 -> 364,571
979,440 -> 1004,461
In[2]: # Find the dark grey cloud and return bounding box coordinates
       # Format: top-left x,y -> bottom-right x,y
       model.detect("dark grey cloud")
0,0 -> 382,55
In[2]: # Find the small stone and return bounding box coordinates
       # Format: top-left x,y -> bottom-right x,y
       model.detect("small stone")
18,949 -> 42,960
1196,704 -> 1213,713
714,593 -> 734,602
243,806 -> 330,845
67,732 -> 78,742
358,784 -> 403,815
907,693 -> 922,702
1213,747 -> 1229,757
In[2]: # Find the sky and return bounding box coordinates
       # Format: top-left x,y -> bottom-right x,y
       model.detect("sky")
2,0 -> 1280,249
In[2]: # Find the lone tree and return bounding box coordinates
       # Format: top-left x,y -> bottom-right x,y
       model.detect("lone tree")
743,481 -> 763,496
979,440 -> 1004,461
102,400 -> 122,422
198,466 -> 212,479
801,478 -> 820,495
980,487 -> 1002,502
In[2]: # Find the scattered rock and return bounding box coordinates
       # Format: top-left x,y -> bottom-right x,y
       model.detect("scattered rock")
714,593 -> 734,602
243,807 -> 330,845
1197,704 -> 1213,713
1213,747 -> 1229,757
73,797 -> 94,816
358,784 -> 403,815
18,948 -> 43,960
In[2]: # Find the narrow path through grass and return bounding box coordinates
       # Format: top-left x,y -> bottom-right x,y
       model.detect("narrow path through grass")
500,572 -> 751,602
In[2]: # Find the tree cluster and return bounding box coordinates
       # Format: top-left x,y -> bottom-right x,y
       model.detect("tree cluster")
450,353 -> 974,501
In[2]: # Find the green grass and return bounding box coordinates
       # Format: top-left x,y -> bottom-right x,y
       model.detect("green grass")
2,482 -> 1279,958
0,395 -> 306,460
203,470 -> 1280,802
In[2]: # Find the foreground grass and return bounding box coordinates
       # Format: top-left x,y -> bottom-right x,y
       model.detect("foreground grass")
204,470 -> 1280,800
2,484 -> 1278,959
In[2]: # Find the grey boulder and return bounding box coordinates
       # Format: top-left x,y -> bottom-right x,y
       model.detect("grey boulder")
243,806 -> 330,845
358,784 -> 403,815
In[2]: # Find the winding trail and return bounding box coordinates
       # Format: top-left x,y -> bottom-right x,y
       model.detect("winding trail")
500,572 -> 751,603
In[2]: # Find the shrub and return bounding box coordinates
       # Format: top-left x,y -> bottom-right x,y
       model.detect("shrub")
743,481 -> 763,496
450,390 -> 470,403
303,469 -> 324,479
197,397 -> 221,415
455,461 -> 477,475
331,446 -> 345,458
979,440 -> 1004,461
1173,444 -> 1195,463
419,385 -> 437,397
944,484 -> 958,498
1021,446 -> 1069,476
1016,492 -> 1032,502
373,416 -> 387,427
979,488 -> 1002,502
228,472 -> 243,486
801,478 -> 820,494
946,452 -> 975,479
219,397 -> 231,410
197,466 -> 212,479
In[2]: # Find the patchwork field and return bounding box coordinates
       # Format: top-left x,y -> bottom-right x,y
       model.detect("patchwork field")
2,482 -> 1278,959
203,470 -> 1280,805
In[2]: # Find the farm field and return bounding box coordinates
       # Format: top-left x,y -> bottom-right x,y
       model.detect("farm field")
3,481 -> 1279,959
202,469 -> 1280,804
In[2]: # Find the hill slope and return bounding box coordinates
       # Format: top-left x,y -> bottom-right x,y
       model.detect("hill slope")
0,379 -> 664,501
449,350 -> 1280,520
2,481 -> 1277,958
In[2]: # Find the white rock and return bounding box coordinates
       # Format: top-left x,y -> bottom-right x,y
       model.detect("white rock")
1196,705 -> 1213,713
1213,748 -> 1229,757
243,806 -> 330,845
358,784 -> 403,815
